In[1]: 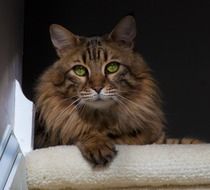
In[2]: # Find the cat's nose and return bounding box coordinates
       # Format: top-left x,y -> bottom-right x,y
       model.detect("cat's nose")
93,87 -> 103,94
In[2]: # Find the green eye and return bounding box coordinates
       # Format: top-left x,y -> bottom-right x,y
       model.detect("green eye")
73,65 -> 87,76
106,62 -> 120,74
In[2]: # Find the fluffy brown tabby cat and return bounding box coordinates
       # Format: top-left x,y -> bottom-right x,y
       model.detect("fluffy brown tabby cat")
35,16 -> 201,166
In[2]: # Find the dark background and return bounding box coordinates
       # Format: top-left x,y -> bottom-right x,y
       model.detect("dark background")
23,0 -> 210,141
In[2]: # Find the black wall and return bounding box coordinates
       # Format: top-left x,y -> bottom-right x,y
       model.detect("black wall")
23,0 -> 210,141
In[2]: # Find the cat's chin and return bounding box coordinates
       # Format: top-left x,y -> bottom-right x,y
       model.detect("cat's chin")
83,99 -> 114,109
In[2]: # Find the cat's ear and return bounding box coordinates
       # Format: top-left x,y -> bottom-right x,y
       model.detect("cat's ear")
109,16 -> 136,48
49,24 -> 79,57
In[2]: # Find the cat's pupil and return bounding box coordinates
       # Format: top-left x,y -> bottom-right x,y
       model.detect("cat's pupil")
73,65 -> 87,76
106,62 -> 119,74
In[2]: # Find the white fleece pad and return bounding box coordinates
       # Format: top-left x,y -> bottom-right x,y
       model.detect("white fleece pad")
26,144 -> 210,190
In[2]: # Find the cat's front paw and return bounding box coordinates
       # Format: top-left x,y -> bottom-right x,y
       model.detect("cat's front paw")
77,140 -> 117,167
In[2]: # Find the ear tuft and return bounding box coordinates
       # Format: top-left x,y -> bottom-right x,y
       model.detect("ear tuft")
49,24 -> 79,57
109,16 -> 136,48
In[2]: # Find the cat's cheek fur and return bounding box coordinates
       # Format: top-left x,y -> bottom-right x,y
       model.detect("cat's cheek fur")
69,69 -> 87,84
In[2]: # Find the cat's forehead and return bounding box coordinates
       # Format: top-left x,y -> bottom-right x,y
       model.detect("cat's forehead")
85,37 -> 103,47
79,36 -> 109,63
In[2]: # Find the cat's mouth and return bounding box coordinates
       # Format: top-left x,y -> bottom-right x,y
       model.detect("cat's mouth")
81,94 -> 115,109
94,95 -> 105,101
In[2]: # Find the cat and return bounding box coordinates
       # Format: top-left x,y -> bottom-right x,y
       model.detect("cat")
35,16 -> 202,167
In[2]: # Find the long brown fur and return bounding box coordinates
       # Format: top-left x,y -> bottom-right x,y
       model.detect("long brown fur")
35,16 -> 201,166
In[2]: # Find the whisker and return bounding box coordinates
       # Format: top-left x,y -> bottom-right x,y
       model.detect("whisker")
115,98 -> 144,129
78,103 -> 87,118
102,93 -> 116,97
54,98 -> 81,124
81,95 -> 95,98
117,94 -> 156,117
80,91 -> 93,95
117,89 -> 140,94
116,98 -> 138,119
117,94 -> 141,108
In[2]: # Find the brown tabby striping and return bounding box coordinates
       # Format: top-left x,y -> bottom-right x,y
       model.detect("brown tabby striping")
35,16 -> 202,167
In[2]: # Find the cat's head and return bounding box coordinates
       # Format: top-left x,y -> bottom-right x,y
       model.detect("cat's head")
49,16 -> 148,109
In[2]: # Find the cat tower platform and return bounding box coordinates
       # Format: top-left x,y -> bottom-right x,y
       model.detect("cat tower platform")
25,144 -> 210,190
14,80 -> 210,190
